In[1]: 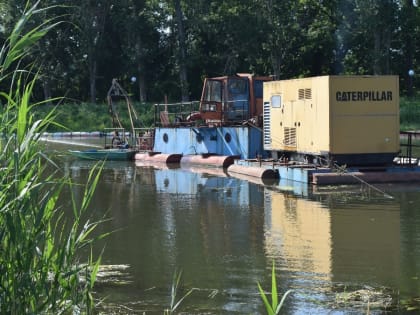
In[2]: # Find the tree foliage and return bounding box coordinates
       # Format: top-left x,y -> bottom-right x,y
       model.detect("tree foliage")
0,0 -> 419,103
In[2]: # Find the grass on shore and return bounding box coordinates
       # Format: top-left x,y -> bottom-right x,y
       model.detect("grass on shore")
400,95 -> 420,131
33,101 -> 156,132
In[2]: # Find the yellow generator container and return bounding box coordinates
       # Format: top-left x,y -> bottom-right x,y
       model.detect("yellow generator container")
263,75 -> 400,166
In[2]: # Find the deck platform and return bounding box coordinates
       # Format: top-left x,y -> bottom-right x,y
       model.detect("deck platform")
233,159 -> 420,185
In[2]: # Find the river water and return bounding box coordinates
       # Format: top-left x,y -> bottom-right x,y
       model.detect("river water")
45,137 -> 420,314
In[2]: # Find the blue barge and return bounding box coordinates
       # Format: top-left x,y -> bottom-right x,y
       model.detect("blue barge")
153,126 -> 264,159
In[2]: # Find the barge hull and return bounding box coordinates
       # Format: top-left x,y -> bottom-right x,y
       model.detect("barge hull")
313,169 -> 420,185
232,159 -> 420,185
153,126 -> 265,159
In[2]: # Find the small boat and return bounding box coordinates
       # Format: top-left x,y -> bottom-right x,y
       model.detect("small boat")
69,148 -> 137,161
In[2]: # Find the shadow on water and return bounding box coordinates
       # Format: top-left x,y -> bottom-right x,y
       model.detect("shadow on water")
50,139 -> 420,314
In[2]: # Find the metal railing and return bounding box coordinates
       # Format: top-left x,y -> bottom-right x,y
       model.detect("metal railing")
153,99 -> 253,127
154,101 -> 201,127
133,127 -> 154,151
399,131 -> 420,166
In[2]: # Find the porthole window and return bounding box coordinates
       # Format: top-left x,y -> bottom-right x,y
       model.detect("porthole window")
225,132 -> 232,143
163,133 -> 168,143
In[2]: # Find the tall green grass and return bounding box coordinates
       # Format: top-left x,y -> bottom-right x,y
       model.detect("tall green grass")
258,261 -> 293,315
33,101 -> 156,132
0,2 -> 103,313
164,269 -> 196,315
400,95 -> 420,131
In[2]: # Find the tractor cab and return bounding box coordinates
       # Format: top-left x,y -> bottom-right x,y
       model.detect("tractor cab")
199,73 -> 272,126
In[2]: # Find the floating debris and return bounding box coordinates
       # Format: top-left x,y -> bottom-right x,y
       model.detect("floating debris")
400,296 -> 420,312
95,264 -> 132,286
80,264 -> 133,287
333,286 -> 393,311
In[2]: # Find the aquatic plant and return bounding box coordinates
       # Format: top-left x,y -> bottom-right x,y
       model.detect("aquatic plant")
164,269 -> 196,315
257,261 -> 293,315
0,2 -> 104,313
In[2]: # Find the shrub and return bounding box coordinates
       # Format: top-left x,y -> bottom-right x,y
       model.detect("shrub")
0,2 -> 103,313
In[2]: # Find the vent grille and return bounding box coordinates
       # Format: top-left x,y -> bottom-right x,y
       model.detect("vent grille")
263,102 -> 271,149
298,88 -> 312,100
298,89 -> 305,100
284,127 -> 296,147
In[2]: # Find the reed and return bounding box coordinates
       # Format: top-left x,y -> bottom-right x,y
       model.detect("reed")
0,2 -> 103,314
257,261 -> 293,315
164,269 -> 196,315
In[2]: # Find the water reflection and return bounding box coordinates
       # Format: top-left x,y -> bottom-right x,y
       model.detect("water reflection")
263,186 -> 401,312
59,152 -> 414,314
264,191 -> 332,277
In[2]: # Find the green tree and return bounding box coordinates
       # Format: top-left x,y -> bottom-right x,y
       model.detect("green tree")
113,0 -> 165,102
259,0 -> 303,78
338,0 -> 398,75
1,0 -> 418,103
78,0 -> 111,103
399,0 -> 419,95
296,0 -> 339,76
